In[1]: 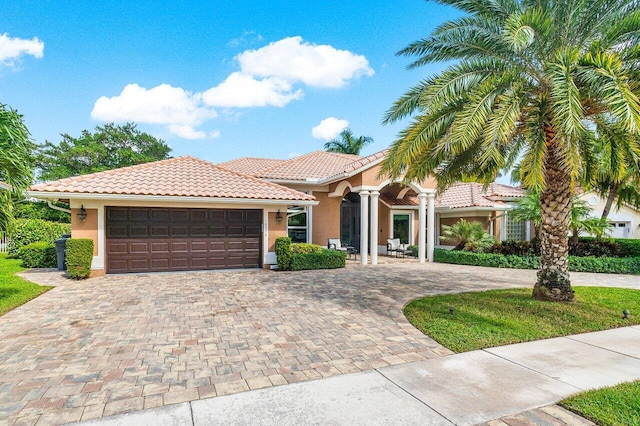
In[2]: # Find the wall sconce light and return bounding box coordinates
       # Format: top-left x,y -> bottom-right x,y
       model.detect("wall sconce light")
275,209 -> 283,224
77,205 -> 87,223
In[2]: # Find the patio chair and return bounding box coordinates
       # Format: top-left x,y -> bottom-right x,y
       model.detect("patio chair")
327,238 -> 348,252
387,238 -> 408,258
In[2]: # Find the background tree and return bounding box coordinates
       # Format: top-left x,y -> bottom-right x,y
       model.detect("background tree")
510,192 -> 610,242
35,123 -> 172,180
381,0 -> 640,302
0,104 -> 35,233
590,121 -> 640,221
324,128 -> 373,155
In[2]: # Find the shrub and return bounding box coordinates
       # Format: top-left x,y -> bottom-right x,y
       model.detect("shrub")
434,248 -> 640,274
569,256 -> 640,274
7,219 -> 71,257
290,249 -> 346,271
18,242 -> 57,268
614,238 -> 640,257
291,243 -> 323,254
275,237 -> 292,270
488,238 -> 626,258
487,240 -> 540,256
65,238 -> 93,279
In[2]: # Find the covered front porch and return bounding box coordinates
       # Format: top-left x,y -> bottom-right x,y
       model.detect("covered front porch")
326,180 -> 436,265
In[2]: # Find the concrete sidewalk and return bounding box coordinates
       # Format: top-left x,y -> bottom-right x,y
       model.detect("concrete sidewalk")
76,325 -> 640,426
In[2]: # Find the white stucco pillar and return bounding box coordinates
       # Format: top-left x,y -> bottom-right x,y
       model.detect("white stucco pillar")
370,191 -> 379,265
427,193 -> 435,262
418,193 -> 427,263
359,191 -> 370,265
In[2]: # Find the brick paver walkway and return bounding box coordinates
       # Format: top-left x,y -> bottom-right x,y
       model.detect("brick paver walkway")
2,262 -> 639,425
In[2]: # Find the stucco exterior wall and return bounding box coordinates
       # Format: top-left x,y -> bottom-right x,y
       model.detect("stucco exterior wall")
578,191 -> 640,238
268,211 -> 287,253
311,191 -> 341,247
71,208 -> 98,256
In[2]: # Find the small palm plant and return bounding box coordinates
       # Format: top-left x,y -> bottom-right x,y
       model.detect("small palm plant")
440,219 -> 495,252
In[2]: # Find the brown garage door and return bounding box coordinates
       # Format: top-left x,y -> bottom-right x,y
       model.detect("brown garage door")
106,207 -> 262,273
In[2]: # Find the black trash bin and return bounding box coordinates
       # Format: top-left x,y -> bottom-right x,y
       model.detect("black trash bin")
54,234 -> 71,271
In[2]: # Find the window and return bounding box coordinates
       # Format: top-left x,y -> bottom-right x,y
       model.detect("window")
287,209 -> 307,243
505,213 -> 526,241
392,213 -> 411,244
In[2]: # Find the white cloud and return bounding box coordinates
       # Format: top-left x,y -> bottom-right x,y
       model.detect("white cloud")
91,37 -> 373,140
91,83 -> 217,138
0,33 -> 44,68
201,72 -> 303,107
312,117 -> 349,140
236,36 -> 374,88
168,125 -> 206,140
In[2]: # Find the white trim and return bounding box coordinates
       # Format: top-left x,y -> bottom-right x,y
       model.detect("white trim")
307,191 -> 313,243
370,191 -> 379,265
389,210 -> 414,245
328,181 -> 353,198
360,191 -> 370,265
427,193 -> 435,263
28,191 -> 318,206
418,193 -> 426,263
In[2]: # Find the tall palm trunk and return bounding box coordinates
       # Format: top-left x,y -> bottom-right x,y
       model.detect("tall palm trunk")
600,182 -> 618,220
533,126 -> 575,302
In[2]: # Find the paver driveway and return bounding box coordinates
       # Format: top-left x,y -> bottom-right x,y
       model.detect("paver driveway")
1,263 -> 638,425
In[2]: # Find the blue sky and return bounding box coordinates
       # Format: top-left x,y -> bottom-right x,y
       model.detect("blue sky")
1,1 -> 461,163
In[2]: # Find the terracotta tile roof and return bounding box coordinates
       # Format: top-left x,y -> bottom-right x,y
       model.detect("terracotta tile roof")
0,181 -> 11,191
435,182 -> 524,209
29,156 -> 315,201
218,157 -> 286,176
380,182 -> 524,209
255,151 -> 362,181
339,149 -> 389,174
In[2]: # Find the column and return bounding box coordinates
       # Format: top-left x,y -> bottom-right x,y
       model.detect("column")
418,193 -> 427,263
370,191 -> 379,265
359,191 -> 370,265
427,193 -> 435,262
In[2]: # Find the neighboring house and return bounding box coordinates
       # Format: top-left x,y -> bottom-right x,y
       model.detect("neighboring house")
28,151 -> 525,276
577,191 -> 640,239
0,181 -> 11,191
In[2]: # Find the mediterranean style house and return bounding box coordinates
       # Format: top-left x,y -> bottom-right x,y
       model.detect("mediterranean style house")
28,150 -> 526,275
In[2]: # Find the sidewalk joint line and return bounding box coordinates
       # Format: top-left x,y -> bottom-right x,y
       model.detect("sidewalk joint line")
565,332 -> 640,361
189,401 -> 196,426
480,347 -> 583,392
374,368 -> 456,425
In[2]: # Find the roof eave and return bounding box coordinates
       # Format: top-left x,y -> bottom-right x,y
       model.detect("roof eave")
27,191 -> 319,206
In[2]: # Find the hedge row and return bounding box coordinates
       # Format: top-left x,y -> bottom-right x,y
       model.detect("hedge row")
434,248 -> 640,274
488,238 -> 640,258
275,237 -> 346,271
18,242 -> 57,268
7,219 -> 70,257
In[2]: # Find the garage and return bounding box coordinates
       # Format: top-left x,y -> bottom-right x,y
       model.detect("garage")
106,207 -> 262,273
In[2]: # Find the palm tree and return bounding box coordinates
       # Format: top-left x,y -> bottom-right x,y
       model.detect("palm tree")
440,219 -> 495,251
0,104 -> 34,233
591,121 -> 640,221
381,0 -> 640,302
324,129 -> 373,155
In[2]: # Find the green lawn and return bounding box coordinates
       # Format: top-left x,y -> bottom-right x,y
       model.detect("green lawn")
404,287 -> 640,353
560,381 -> 640,426
0,253 -> 52,316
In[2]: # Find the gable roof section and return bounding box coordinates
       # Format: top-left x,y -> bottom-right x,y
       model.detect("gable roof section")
254,151 -> 362,181
435,182 -> 525,209
218,157 -> 287,176
29,156 -> 315,202
380,182 -> 524,210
